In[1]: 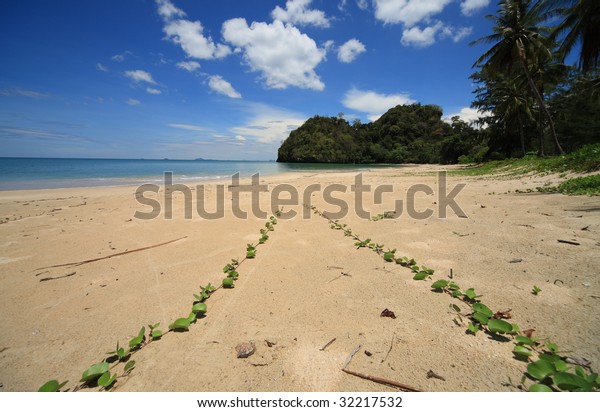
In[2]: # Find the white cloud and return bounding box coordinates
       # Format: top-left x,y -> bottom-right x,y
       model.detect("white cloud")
460,0 -> 490,16
126,98 -> 141,106
163,19 -> 231,60
168,123 -> 210,131
222,18 -> 326,90
155,0 -> 185,20
337,38 -> 366,63
146,87 -> 162,95
271,0 -> 330,28
447,26 -> 473,43
373,0 -> 453,27
229,102 -> 306,144
157,0 -> 230,60
207,75 -> 242,99
338,0 -> 347,12
111,51 -> 133,62
342,88 -> 415,121
356,0 -> 369,10
0,87 -> 49,99
401,22 -> 473,47
124,70 -> 157,85
96,63 -> 108,72
401,23 -> 443,47
176,61 -> 201,72
235,135 -> 246,141
443,107 -> 490,125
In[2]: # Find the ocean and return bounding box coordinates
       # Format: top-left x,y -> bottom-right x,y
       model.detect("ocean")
0,158 -> 394,190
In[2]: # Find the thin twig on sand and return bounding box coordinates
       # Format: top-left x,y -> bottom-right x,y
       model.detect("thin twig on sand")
381,333 -> 395,363
341,343 -> 422,392
36,236 -> 188,270
342,369 -> 422,392
320,338 -> 336,351
39,271 -> 76,282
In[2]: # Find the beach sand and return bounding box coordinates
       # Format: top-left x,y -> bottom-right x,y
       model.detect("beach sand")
0,166 -> 598,392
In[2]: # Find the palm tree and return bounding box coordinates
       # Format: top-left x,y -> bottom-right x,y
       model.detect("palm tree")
471,0 -> 565,155
548,0 -> 600,73
493,74 -> 535,156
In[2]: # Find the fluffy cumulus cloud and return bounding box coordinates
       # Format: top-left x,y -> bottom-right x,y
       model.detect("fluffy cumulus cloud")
337,38 -> 366,63
460,0 -> 491,16
156,0 -> 185,20
157,0 -> 230,60
401,22 -> 472,47
342,88 -> 415,121
124,70 -> 157,84
146,87 -> 162,95
271,0 -> 330,28
373,0 -> 453,27
222,18 -> 326,90
443,107 -> 490,125
126,98 -> 141,106
176,61 -> 201,72
207,75 -> 242,99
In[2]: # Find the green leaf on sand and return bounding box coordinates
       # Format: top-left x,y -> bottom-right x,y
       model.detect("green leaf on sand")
97,372 -> 117,388
80,362 -> 110,383
487,319 -> 513,334
38,380 -> 68,392
431,279 -> 449,289
529,383 -> 553,392
527,360 -> 556,381
553,372 -> 593,391
169,318 -> 191,331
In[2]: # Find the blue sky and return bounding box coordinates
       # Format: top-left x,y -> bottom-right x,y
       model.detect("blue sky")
0,0 -> 496,160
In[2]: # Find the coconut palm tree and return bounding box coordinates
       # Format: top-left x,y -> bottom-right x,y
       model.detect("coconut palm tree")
493,74 -> 535,156
548,0 -> 600,73
471,0 -> 565,155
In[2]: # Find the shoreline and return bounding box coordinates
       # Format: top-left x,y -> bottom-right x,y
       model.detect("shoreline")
0,165 -> 598,391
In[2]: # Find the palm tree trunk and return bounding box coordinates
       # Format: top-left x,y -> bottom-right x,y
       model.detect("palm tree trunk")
517,110 -> 526,157
519,56 -> 565,155
538,109 -> 545,157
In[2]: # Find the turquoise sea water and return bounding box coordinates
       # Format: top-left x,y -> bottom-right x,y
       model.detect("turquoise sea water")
0,158 -> 397,190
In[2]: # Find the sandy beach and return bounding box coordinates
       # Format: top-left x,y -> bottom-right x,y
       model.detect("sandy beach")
0,166 -> 598,392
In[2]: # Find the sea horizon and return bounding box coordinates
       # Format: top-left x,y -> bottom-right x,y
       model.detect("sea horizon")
0,157 -> 398,191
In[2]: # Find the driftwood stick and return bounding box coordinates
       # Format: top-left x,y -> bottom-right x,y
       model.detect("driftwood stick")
343,345 -> 362,369
557,239 -> 580,246
36,236 -> 188,270
342,368 -> 422,392
320,338 -> 336,351
39,271 -> 76,282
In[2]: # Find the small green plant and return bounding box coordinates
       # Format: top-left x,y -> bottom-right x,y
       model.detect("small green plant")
532,285 -> 542,295
246,243 -> 256,258
222,277 -> 235,288
383,249 -> 396,262
354,238 -> 371,248
106,342 -> 130,361
370,211 -> 395,221
148,323 -> 163,340
128,327 -> 146,350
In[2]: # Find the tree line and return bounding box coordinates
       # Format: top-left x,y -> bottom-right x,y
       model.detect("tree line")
278,0 -> 599,164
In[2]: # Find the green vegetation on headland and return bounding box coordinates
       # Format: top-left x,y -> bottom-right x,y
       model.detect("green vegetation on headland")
277,1 -> 599,166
